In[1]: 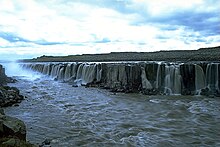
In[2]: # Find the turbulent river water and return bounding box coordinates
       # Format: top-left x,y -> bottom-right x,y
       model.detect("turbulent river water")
3,66 -> 220,147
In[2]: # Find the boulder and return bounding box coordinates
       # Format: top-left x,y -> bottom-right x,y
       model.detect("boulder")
0,109 -> 35,146
0,113 -> 26,140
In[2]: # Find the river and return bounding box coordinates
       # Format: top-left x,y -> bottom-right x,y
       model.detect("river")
3,65 -> 220,147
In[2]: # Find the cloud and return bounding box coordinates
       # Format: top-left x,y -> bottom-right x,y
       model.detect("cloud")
0,0 -> 219,60
0,32 -> 30,43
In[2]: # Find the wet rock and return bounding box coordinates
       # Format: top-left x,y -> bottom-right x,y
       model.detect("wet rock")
0,113 -> 26,140
200,88 -> 211,96
0,108 -> 4,115
0,64 -> 16,85
0,65 -> 8,85
142,88 -> 159,95
0,109 -> 36,146
39,139 -> 51,147
72,84 -> 78,87
0,138 -> 35,147
0,86 -> 24,107
181,89 -> 193,95
0,64 -> 24,107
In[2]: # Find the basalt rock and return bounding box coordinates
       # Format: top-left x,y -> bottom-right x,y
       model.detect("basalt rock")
0,108 -> 35,147
0,64 -> 24,107
0,86 -> 24,107
0,65 -> 8,85
0,64 -> 16,85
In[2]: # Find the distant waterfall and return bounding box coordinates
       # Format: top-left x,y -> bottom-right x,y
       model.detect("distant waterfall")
21,62 -> 220,96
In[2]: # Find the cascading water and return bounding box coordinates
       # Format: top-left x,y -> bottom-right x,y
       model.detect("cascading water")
141,67 -> 152,89
195,64 -> 206,94
21,62 -> 220,96
96,64 -> 102,82
64,63 -> 72,81
206,63 -> 219,93
164,64 -> 182,95
81,64 -> 97,84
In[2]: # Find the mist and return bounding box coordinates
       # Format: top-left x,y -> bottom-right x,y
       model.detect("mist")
1,61 -> 42,81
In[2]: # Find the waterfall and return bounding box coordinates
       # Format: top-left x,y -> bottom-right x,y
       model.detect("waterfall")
141,67 -> 152,89
76,63 -> 84,80
64,63 -> 72,81
81,64 -> 97,84
164,64 -> 182,95
42,64 -> 51,75
96,64 -> 102,82
195,64 -> 206,94
206,63 -> 219,92
155,62 -> 162,89
58,66 -> 65,81
20,62 -> 220,96
71,63 -> 78,79
50,64 -> 62,78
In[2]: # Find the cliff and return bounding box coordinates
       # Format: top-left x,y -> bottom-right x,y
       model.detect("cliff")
21,46 -> 220,62
0,64 -> 35,146
0,65 -> 8,85
0,64 -> 23,107
21,61 -> 220,97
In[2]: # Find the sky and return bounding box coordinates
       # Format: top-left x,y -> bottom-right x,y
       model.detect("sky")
0,0 -> 220,60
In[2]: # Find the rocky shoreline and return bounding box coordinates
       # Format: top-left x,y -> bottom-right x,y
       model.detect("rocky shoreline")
0,64 -> 24,107
0,108 -> 35,147
0,64 -> 36,146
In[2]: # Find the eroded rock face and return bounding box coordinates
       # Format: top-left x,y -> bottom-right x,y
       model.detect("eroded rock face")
0,64 -> 16,85
0,86 -> 24,107
0,64 -> 24,107
0,65 -> 8,85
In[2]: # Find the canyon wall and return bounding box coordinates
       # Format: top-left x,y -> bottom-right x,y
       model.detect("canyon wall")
21,62 -> 220,96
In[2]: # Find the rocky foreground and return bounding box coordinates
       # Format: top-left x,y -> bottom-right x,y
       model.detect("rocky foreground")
0,108 -> 35,147
0,64 -> 24,107
21,46 -> 220,62
0,64 -> 36,146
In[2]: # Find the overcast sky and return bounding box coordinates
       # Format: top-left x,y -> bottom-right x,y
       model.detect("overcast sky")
0,0 -> 220,60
